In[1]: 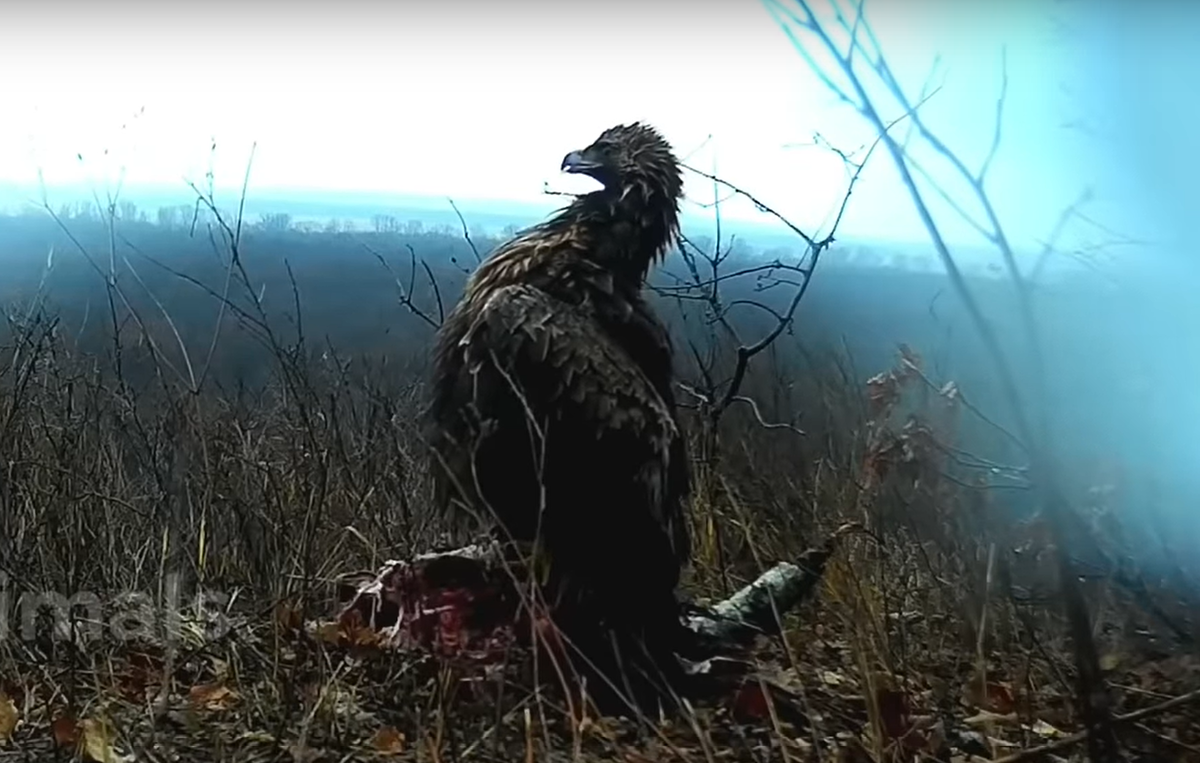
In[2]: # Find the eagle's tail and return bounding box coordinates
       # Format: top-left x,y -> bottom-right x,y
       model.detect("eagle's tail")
547,578 -> 689,716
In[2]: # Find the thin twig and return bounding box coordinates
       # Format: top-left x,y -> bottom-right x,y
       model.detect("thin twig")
448,198 -> 482,264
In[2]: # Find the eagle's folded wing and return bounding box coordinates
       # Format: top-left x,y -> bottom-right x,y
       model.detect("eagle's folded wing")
460,282 -> 688,557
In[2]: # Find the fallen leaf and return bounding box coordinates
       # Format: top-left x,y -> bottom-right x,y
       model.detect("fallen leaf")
318,612 -> 384,649
51,714 -> 80,748
210,657 -> 231,680
964,674 -> 1016,714
372,726 -> 406,755
1028,718 -> 1063,738
188,683 -> 239,711
730,682 -> 771,721
276,601 -> 304,632
115,651 -> 165,701
963,709 -> 1018,727
983,682 -> 1015,714
1099,653 -> 1121,672
0,692 -> 18,743
314,621 -> 344,644
80,717 -> 127,763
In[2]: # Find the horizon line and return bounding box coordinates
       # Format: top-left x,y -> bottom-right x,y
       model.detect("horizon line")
0,178 -> 997,251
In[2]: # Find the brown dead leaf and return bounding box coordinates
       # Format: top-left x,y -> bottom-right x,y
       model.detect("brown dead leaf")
51,714 -> 80,748
0,692 -> 17,743
980,682 -> 1014,714
114,651 -> 166,702
276,601 -> 304,632
964,674 -> 1016,714
315,612 -> 384,649
729,682 -> 771,722
188,683 -> 239,711
372,726 -> 406,755
350,629 -> 383,648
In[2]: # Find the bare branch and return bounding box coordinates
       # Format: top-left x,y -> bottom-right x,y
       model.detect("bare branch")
700,91 -> 931,420
367,243 -> 442,330
680,165 -> 819,251
772,2 -> 1126,757
447,198 -> 482,264
728,395 -> 806,436
979,46 -> 1009,185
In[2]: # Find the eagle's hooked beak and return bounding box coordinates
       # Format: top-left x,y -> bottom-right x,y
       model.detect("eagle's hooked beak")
561,149 -> 602,176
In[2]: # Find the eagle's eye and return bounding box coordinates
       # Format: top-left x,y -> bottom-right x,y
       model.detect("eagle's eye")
593,142 -> 618,161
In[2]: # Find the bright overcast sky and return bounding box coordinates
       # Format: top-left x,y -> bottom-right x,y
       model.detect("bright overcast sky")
1,0 -> 1194,252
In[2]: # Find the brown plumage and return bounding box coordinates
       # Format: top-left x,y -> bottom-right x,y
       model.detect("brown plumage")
426,122 -> 691,710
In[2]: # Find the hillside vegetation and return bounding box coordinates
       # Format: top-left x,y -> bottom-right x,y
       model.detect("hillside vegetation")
0,207 -> 1195,761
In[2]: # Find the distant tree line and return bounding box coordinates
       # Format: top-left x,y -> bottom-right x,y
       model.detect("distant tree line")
32,201 -> 506,242
0,204 -> 1153,500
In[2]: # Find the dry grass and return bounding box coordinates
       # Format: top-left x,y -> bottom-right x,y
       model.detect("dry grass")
0,277 -> 1196,763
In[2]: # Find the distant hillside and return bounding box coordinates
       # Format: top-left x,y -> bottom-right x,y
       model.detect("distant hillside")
0,182 -> 1054,280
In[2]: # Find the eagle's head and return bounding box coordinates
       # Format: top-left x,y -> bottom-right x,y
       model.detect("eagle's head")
558,122 -> 683,277
560,122 -> 683,207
